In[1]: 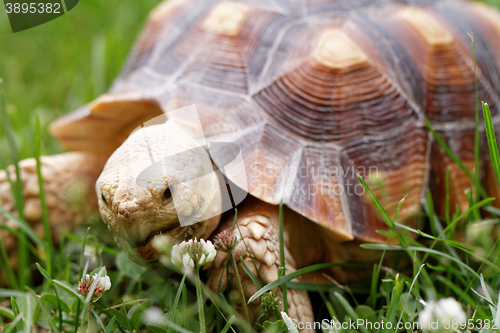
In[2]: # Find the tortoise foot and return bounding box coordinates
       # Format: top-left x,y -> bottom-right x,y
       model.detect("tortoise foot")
207,199 -> 315,332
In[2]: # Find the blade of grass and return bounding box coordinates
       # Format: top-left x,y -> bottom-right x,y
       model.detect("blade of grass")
91,308 -> 107,332
167,273 -> 186,333
417,197 -> 494,265
0,306 -> 14,319
470,288 -> 496,308
105,317 -> 117,333
220,315 -> 236,333
11,297 -> 23,332
79,227 -> 91,279
357,175 -> 407,246
36,263 -> 63,331
360,244 -> 485,279
424,117 -> 488,199
34,116 -> 53,279
383,274 -> 405,333
370,195 -> 406,309
52,280 -> 85,303
404,281 -> 424,304
397,264 -> 425,328
483,102 -> 500,192
445,168 -> 451,228
239,258 -> 262,289
248,262 -> 363,303
164,320 -> 195,333
26,287 -> 57,333
0,79 -> 28,288
0,240 -> 18,290
3,314 -> 22,333
421,200 -> 466,275
201,284 -> 241,333
426,191 -> 438,236
479,273 -> 496,317
358,174 -> 437,290
0,289 -> 25,298
0,206 -> 44,247
332,292 -> 370,333
286,281 -> 340,292
397,223 -> 464,248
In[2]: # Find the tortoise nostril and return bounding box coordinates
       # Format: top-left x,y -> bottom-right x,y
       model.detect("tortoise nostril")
118,202 -> 139,217
163,187 -> 172,201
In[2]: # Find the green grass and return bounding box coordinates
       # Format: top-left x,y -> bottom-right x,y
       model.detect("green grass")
0,0 -> 160,160
3,0 -> 500,332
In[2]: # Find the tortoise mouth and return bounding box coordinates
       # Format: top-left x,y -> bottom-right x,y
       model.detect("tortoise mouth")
135,225 -> 179,249
133,224 -> 197,263
133,226 -> 177,263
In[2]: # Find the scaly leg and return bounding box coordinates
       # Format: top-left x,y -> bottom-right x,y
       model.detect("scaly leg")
0,152 -> 107,266
207,197 -> 315,332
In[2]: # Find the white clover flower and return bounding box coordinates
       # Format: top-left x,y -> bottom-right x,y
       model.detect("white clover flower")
281,312 -> 299,333
152,234 -> 173,254
78,273 -> 112,301
418,297 -> 466,333
97,275 -> 112,292
170,238 -> 217,269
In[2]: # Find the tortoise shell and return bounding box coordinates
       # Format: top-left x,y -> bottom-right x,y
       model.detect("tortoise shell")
49,0 -> 500,242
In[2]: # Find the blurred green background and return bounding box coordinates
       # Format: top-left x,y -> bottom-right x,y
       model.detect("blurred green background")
0,0 -> 160,160
1,0 -> 500,161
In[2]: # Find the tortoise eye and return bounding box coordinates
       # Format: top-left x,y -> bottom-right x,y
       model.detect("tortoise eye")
163,187 -> 172,200
101,193 -> 108,206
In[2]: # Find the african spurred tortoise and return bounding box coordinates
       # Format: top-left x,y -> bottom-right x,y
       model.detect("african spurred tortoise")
2,0 -> 500,330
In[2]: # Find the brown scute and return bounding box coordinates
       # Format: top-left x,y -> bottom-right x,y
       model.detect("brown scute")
312,30 -> 368,70
176,5 -> 279,94
382,6 -> 498,123
121,0 -> 194,76
341,122 -> 427,242
57,0 -> 500,242
160,84 -> 264,139
50,95 -> 164,156
200,2 -> 251,37
254,51 -> 417,141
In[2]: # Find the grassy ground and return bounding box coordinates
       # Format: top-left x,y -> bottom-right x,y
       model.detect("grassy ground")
2,0 -> 500,332
0,0 -> 160,160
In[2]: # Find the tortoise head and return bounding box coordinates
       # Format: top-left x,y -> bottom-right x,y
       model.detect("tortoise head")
96,121 -> 222,263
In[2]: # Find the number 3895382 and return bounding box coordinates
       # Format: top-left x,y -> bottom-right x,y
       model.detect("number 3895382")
5,3 -> 61,14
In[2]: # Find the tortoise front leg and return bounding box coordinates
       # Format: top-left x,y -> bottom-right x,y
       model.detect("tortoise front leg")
0,152 -> 107,265
207,197 -> 315,332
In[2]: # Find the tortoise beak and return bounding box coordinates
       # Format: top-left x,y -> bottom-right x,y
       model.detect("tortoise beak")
123,224 -> 195,263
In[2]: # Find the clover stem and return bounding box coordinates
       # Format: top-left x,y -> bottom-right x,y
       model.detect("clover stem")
195,267 -> 206,333
230,256 -> 250,325
87,302 -> 92,333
